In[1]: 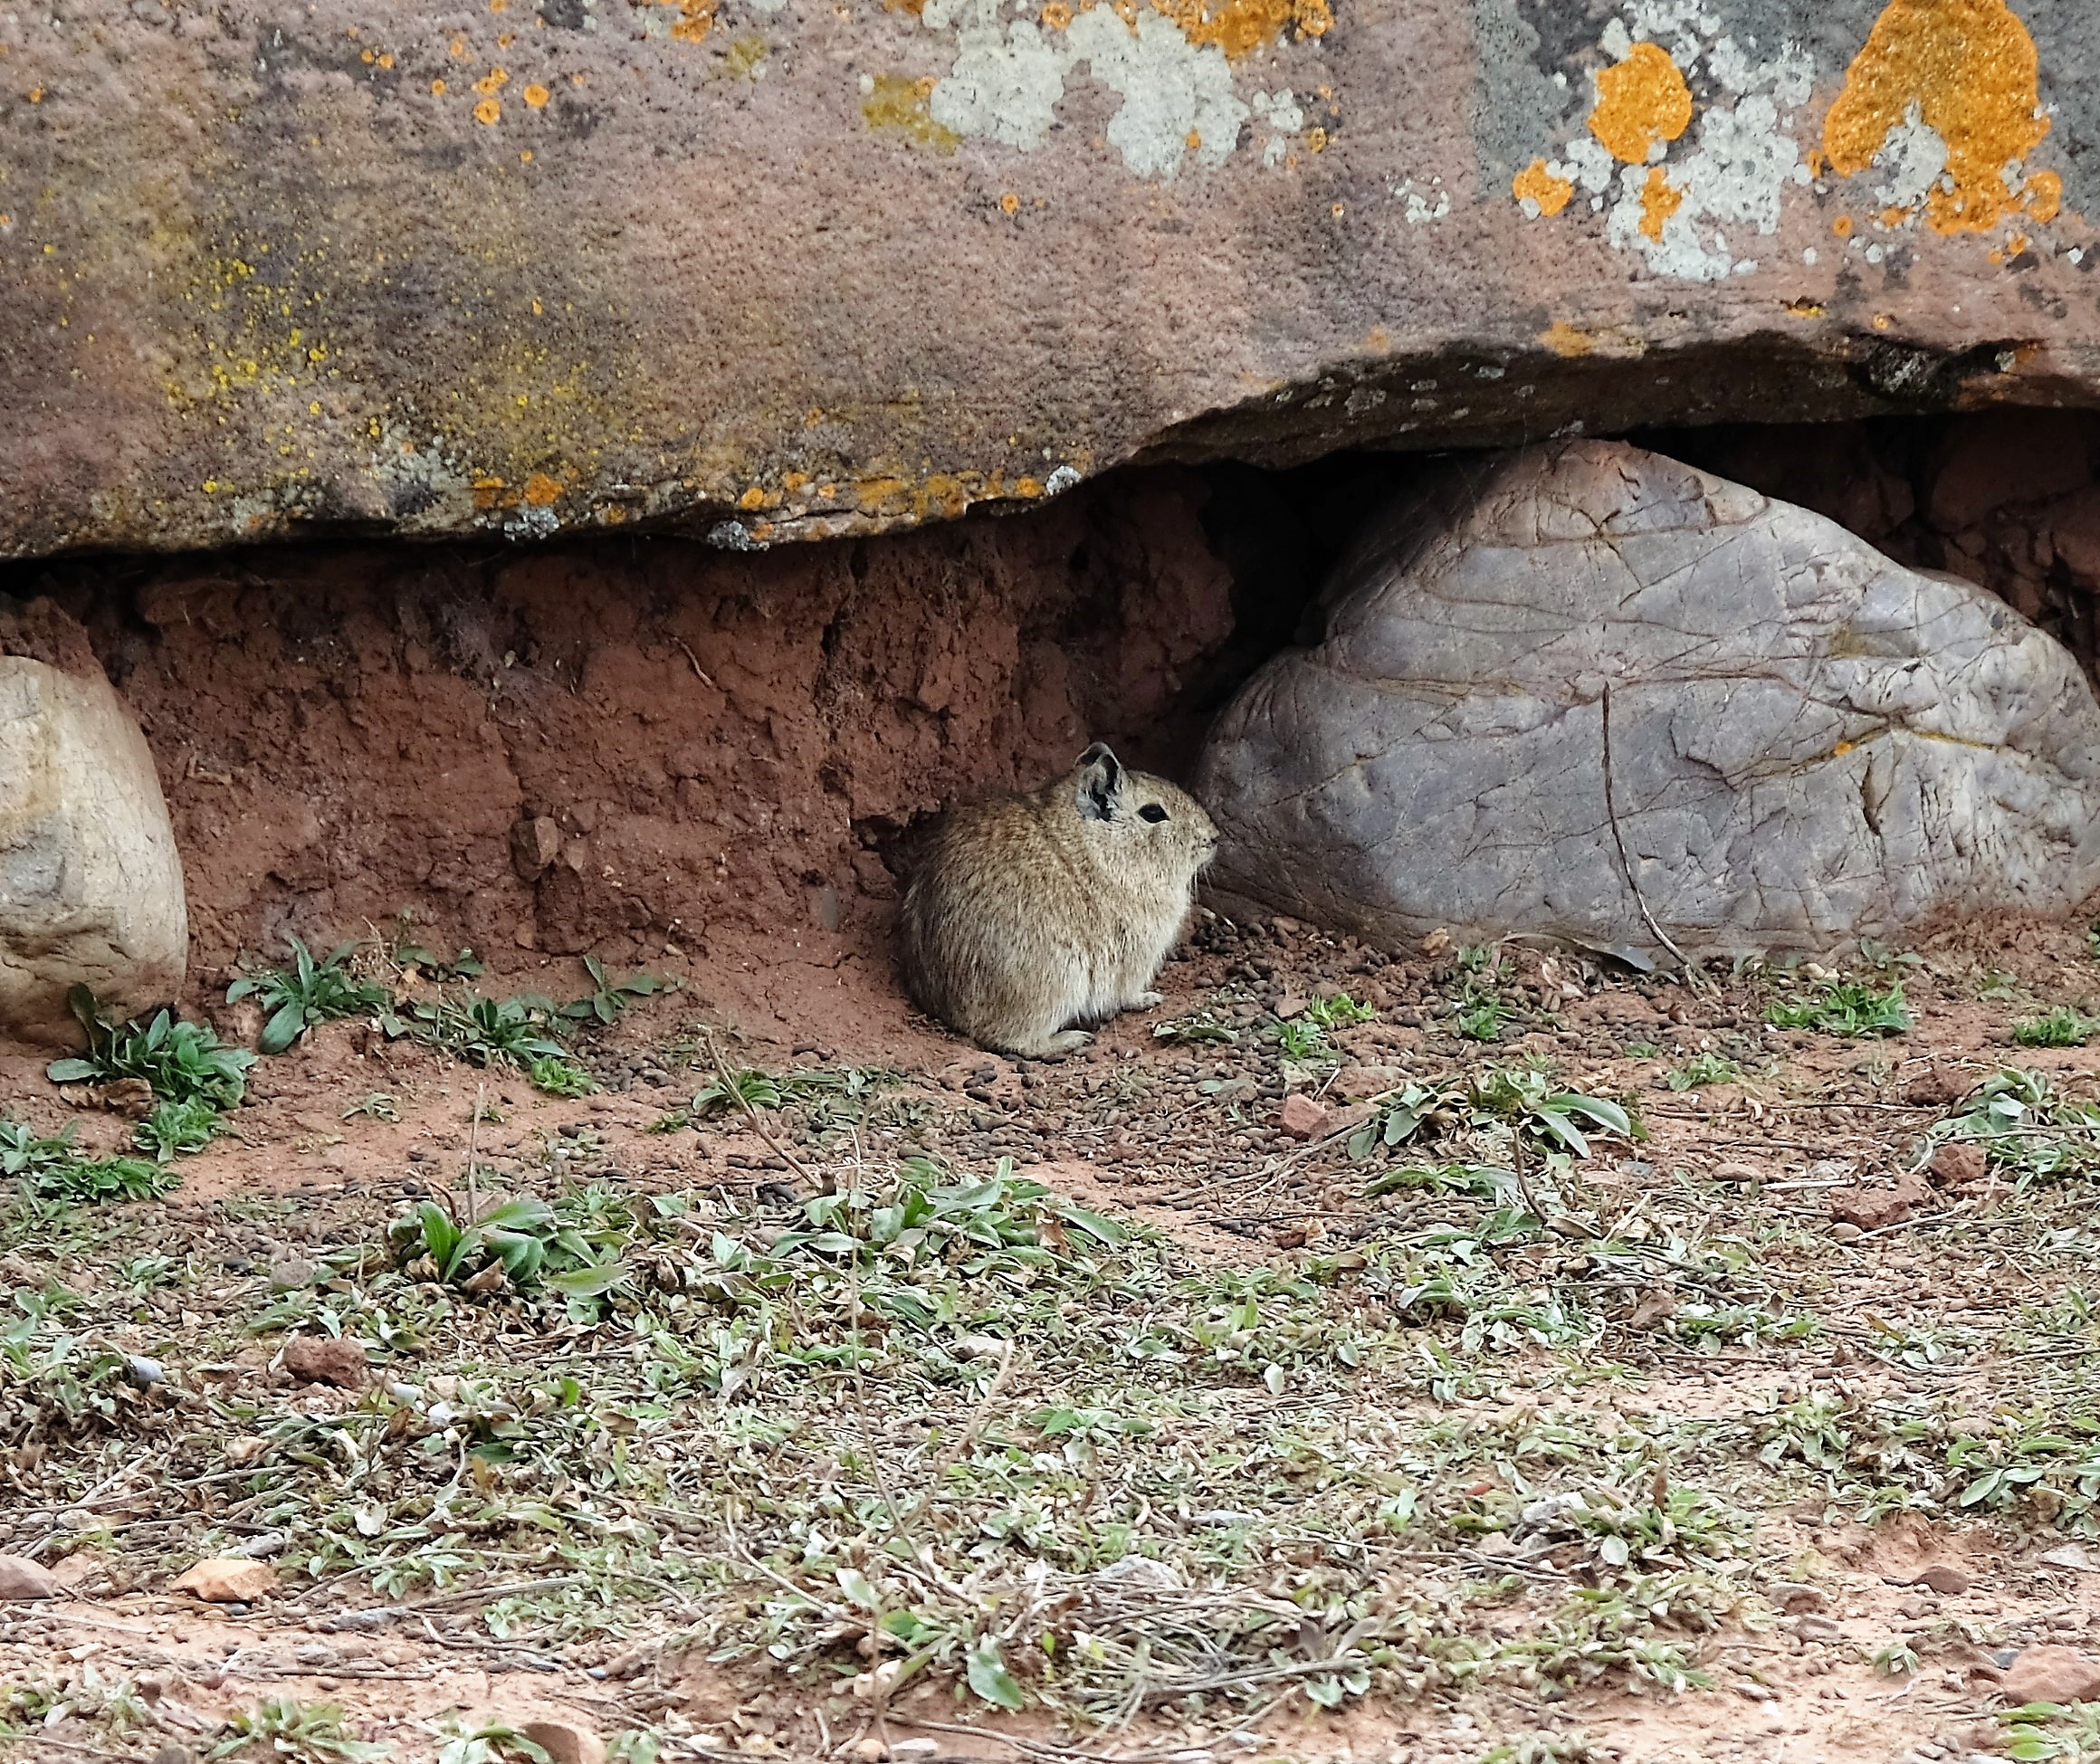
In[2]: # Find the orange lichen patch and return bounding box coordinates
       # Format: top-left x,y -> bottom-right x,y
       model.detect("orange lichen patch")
862,72 -> 959,153
1782,298 -> 1825,318
738,486 -> 768,510
2026,170 -> 2063,224
1041,1 -> 1072,24
1185,129 -> 1202,150
1540,320 -> 1595,358
1832,214 -> 1855,236
1823,0 -> 2053,234
782,471 -> 809,492
1306,126 -> 1328,152
522,472 -> 564,506
1832,739 -> 1857,758
886,0 -> 926,14
1014,476 -> 1044,499
473,66 -> 510,94
641,0 -> 716,40
472,476 -> 511,510
431,77 -> 447,94
474,97 -> 501,123
361,47 -> 375,62
1872,312 -> 1894,329
999,191 -> 1020,215
523,82 -> 549,107
28,85 -> 43,102
1587,41 -> 1692,165
520,148 -> 533,162
377,52 -> 395,68
1144,0 -> 1330,61
1512,157 -> 1574,217
1638,166 -> 1682,241
450,36 -> 468,56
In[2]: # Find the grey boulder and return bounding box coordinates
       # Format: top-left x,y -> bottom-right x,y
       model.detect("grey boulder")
0,604 -> 188,1040
1197,441 -> 2100,962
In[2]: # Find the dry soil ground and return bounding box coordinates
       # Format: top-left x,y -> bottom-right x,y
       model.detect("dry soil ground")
7,912 -> 2100,1764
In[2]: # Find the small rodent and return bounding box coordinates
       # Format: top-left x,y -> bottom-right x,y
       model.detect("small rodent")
899,742 -> 1219,1058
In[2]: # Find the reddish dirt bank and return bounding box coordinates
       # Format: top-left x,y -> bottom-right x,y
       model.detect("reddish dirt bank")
26,471 -> 1245,994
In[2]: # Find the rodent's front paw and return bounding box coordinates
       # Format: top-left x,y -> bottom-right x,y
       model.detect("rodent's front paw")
1130,990 -> 1165,1010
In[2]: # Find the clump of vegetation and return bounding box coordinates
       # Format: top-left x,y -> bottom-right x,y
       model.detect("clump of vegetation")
1303,991 -> 1377,1030
1450,943 -> 1513,1042
227,937 -> 389,1054
2010,1006 -> 2100,1048
389,1192 -> 625,1310
1930,1068 -> 2100,1182
44,986 -> 257,1170
0,1120 -> 173,1204
1151,1012 -> 1239,1045
209,1695 -> 387,1760
1665,1052 -> 1742,1091
559,954 -> 675,1025
1764,980 -> 1912,1037
49,987 -> 255,1111
1348,1066 -> 1637,1164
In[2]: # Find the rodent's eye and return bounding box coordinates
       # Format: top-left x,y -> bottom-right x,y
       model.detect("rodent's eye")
1138,803 -> 1169,824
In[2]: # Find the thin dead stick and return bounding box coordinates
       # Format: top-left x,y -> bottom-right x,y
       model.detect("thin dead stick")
462,1080 -> 485,1226
1600,683 -> 1696,978
702,1027 -> 821,1190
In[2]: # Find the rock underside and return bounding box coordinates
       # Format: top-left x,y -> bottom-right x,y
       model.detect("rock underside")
1196,439 -> 2100,960
6,0 -> 2100,557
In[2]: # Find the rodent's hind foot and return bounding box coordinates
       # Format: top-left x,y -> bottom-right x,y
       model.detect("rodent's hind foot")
1011,1029 -> 1093,1059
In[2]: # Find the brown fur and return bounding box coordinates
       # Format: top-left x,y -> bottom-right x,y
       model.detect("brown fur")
899,744 -> 1218,1057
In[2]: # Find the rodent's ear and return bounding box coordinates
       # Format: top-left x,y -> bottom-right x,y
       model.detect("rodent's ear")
1074,743 -> 1122,822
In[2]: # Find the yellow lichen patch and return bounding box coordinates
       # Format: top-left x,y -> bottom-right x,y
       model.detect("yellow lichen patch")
862,72 -> 960,154
1822,0 -> 2053,234
432,77 -> 447,95
1144,0 -> 1330,61
523,82 -> 549,108
1512,157 -> 1574,217
472,476 -> 510,510
522,472 -> 563,505
474,97 -> 501,124
473,66 -> 510,94
1638,166 -> 1682,241
1587,41 -> 1693,165
1540,320 -> 1595,358
1783,298 -> 1825,318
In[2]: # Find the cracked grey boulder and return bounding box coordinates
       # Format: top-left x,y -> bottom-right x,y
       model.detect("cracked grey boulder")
0,605 -> 187,1041
1196,441 -> 2100,962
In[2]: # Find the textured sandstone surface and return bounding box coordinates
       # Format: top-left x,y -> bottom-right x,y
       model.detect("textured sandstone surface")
0,620 -> 188,1040
5,0 -> 2100,557
1196,441 -> 2100,960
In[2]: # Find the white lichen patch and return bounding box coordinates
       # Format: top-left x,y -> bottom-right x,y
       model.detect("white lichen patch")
921,0 -> 1257,179
1396,175 -> 1450,223
924,0 -> 1064,150
1548,4 -> 1811,282
1250,87 -> 1304,169
1064,5 -> 1246,178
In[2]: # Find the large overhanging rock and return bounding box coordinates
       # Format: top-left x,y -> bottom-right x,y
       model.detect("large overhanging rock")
5,0 -> 2100,557
1195,440 -> 2100,961
0,604 -> 188,1042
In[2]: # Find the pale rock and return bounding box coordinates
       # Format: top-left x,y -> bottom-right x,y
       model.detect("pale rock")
1198,443 -> 2100,960
170,1559 -> 277,1603
0,608 -> 186,1041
